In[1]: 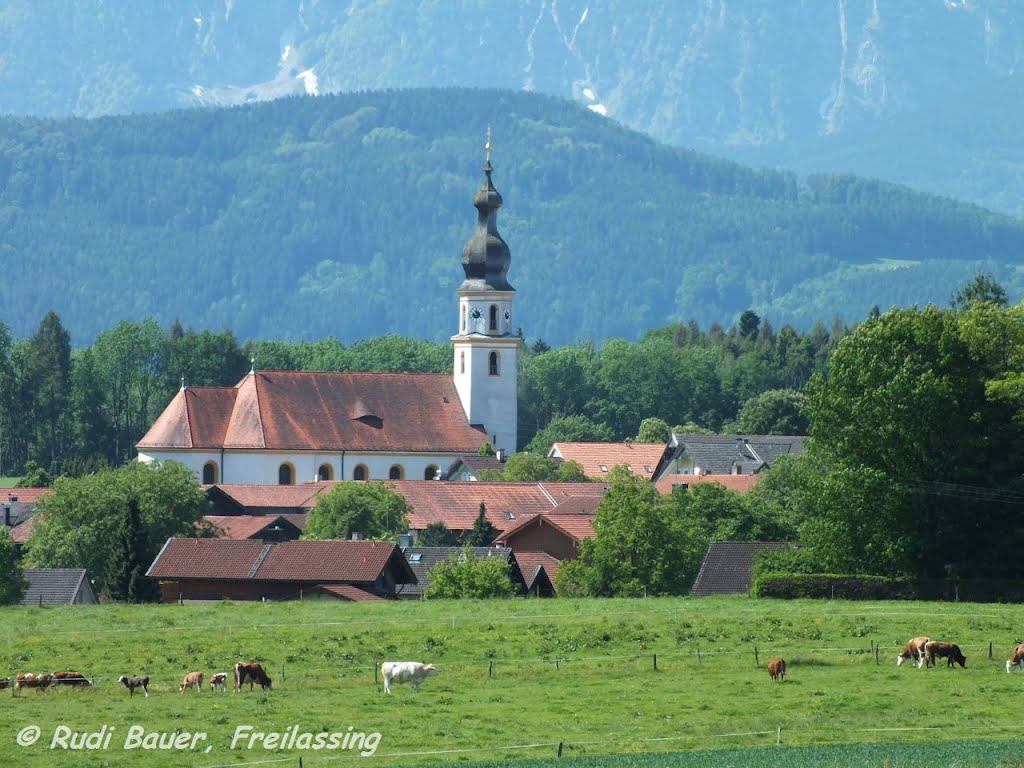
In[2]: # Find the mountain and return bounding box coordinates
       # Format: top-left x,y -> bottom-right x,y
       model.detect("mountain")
2,88 -> 1022,347
1,0 -> 1022,216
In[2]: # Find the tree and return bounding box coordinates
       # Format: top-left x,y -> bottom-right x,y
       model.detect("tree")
303,482 -> 409,540
733,389 -> 808,435
107,497 -> 158,603
25,461 -> 208,595
462,502 -> 498,547
24,312 -> 72,474
555,467 -> 694,597
524,414 -> 613,455
475,453 -> 589,482
636,417 -> 671,443
418,521 -> 456,547
737,309 -> 761,339
0,529 -> 27,605
424,546 -> 514,599
16,460 -> 53,488
951,272 -> 1008,311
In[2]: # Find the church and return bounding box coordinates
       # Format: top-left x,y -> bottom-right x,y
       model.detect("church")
137,143 -> 519,485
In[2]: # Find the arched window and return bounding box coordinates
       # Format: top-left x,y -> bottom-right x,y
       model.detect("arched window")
202,461 -> 218,485
389,464 -> 404,480
461,304 -> 466,333
489,351 -> 500,376
353,464 -> 368,481
317,463 -> 333,481
278,463 -> 295,485
460,351 -> 465,374
489,305 -> 498,331
424,465 -> 439,480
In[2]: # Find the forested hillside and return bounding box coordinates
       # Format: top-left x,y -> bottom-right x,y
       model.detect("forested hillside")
2,88 -> 1022,347
2,1 -> 1023,216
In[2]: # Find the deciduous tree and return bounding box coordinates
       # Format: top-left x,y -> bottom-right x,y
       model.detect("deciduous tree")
304,482 -> 409,541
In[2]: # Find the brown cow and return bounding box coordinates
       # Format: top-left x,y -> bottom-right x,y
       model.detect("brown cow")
15,673 -> 53,690
924,641 -> 966,668
118,675 -> 149,697
767,657 -> 786,682
52,670 -> 91,687
897,636 -> 930,668
179,671 -> 204,693
1007,643 -> 1024,673
234,662 -> 272,692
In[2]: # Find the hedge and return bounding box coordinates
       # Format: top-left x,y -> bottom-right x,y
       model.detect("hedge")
753,574 -> 1024,602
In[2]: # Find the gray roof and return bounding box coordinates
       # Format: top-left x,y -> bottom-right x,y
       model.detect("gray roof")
397,546 -> 523,597
690,542 -> 789,597
653,434 -> 805,480
440,455 -> 507,480
22,569 -> 98,606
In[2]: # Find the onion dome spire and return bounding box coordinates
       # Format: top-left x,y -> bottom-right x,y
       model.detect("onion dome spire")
460,129 -> 514,292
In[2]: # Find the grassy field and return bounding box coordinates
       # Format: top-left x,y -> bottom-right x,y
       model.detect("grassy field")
1,596 -> 1022,768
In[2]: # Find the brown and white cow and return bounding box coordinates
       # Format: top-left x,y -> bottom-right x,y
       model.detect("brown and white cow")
210,672 -> 229,692
179,671 -> 204,692
234,662 -> 272,692
52,670 -> 91,687
118,675 -> 149,697
767,657 -> 786,682
924,641 -> 966,668
15,673 -> 53,690
1007,643 -> 1024,673
897,636 -> 930,668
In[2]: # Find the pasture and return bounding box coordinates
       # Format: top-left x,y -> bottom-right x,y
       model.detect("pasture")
1,596 -> 1023,768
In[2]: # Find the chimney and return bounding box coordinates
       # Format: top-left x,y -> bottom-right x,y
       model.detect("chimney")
398,533 -> 413,549
496,448 -> 506,462
351,531 -> 364,541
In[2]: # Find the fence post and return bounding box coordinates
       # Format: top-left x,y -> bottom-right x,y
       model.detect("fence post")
555,658 -> 560,671
281,663 -> 285,683
653,654 -> 657,671
374,662 -> 378,684
696,647 -> 702,666
875,647 -> 879,665
488,660 -> 493,678
776,726 -> 781,746
755,647 -> 759,666
557,742 -> 563,758
989,642 -> 993,660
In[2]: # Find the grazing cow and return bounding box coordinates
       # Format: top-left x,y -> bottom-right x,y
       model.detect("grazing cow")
1007,643 -> 1024,673
210,672 -> 229,692
897,636 -> 931,668
118,675 -> 149,697
767,657 -> 786,682
234,662 -> 272,692
15,673 -> 53,690
179,671 -> 204,693
924,641 -> 966,668
52,670 -> 91,687
381,661 -> 438,694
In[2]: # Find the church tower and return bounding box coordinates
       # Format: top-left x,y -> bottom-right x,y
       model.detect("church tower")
452,136 -> 518,454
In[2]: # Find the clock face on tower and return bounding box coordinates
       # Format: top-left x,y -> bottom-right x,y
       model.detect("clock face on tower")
504,309 -> 511,321
470,308 -> 482,320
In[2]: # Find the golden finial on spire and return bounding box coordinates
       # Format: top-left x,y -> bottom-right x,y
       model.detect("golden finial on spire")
485,125 -> 492,163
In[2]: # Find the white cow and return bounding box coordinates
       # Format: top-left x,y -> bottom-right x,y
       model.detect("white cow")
381,661 -> 437,694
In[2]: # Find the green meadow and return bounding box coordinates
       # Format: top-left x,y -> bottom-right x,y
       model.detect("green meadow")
1,597 -> 1022,768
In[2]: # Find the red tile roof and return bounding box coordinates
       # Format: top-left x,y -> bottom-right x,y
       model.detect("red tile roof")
311,584 -> 384,601
381,480 -> 607,532
148,539 -> 268,580
256,540 -> 400,582
139,371 -> 488,453
9,514 -> 40,544
3,488 -> 54,504
497,510 -> 597,544
654,474 -> 762,495
549,442 -> 666,479
208,483 -> 326,510
203,515 -> 302,540
513,551 -> 563,590
147,538 -> 412,584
